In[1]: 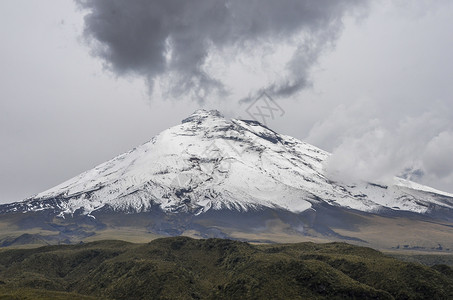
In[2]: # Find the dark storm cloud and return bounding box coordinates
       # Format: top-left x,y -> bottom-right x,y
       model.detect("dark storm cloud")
77,0 -> 367,101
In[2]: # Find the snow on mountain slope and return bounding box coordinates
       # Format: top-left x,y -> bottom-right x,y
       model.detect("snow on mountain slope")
3,109 -> 453,217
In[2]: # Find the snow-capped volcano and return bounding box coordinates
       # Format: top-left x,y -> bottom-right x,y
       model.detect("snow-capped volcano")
2,109 -> 453,219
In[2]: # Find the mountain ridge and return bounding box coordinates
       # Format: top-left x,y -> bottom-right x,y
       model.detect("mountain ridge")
1,109 -> 453,249
2,109 -> 452,219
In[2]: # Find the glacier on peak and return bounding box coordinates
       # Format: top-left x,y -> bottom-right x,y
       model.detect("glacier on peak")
1,110 -> 453,219
181,109 -> 224,124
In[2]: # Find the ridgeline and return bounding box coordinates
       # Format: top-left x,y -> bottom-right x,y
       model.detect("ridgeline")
0,237 -> 453,299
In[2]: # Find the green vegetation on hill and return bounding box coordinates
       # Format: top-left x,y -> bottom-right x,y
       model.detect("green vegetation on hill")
0,237 -> 452,299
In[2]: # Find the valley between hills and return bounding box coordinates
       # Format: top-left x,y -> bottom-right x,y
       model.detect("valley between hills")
2,205 -> 453,253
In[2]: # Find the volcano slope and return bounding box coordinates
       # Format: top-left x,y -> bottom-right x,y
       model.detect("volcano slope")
1,110 -> 453,251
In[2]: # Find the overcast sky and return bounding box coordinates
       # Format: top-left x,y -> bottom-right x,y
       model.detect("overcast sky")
1,0 -> 453,204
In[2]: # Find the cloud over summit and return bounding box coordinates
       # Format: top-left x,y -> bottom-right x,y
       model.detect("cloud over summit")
77,0 -> 367,101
